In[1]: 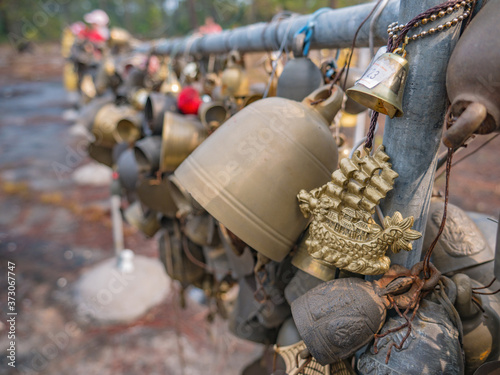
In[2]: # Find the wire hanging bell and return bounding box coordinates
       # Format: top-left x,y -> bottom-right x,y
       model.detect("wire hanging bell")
346,47 -> 409,118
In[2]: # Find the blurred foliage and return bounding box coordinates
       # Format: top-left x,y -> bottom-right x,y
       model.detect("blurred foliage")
0,0 -> 368,45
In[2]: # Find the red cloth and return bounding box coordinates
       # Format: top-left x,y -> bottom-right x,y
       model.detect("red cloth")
77,27 -> 106,43
177,87 -> 202,115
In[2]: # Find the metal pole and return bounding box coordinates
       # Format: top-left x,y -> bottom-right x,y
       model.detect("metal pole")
381,0 -> 464,269
139,1 -> 400,56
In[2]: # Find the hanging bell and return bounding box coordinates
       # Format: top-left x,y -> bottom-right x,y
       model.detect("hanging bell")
357,298 -> 464,374
221,51 -> 250,98
134,136 -> 162,174
346,47 -> 409,118
444,0 -> 500,148
291,230 -> 337,281
136,176 -> 178,218
198,101 -> 229,132
116,148 -> 139,193
452,274 -> 498,374
160,66 -> 182,96
92,103 -> 141,148
158,220 -> 206,286
423,197 -> 495,275
87,142 -> 113,168
276,33 -> 324,101
159,112 -> 208,172
123,201 -> 161,238
174,84 -> 342,262
144,92 -> 178,135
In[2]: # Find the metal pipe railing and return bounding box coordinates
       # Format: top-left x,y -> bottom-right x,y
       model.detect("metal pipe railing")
139,0 -> 400,56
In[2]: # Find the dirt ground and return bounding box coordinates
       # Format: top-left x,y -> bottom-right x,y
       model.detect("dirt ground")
0,42 -> 498,375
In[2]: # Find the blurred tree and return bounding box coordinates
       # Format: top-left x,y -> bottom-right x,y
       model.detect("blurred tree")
0,0 -> 369,43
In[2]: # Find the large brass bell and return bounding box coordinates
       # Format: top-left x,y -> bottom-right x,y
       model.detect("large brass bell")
346,47 -> 409,118
443,0 -> 500,148
159,112 -> 208,172
276,34 -> 323,102
174,84 -> 342,262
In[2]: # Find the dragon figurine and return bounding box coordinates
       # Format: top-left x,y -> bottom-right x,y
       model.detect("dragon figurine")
297,146 -> 421,275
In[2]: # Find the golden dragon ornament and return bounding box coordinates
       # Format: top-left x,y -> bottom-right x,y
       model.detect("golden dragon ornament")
297,146 -> 421,275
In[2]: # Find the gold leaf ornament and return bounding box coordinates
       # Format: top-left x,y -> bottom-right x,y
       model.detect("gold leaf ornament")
297,146 -> 421,275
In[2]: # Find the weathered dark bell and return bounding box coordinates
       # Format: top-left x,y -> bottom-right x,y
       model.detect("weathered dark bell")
134,136 -> 162,174
291,277 -> 388,365
276,34 -> 324,101
144,92 -> 178,135
444,0 -> 500,147
357,298 -> 464,375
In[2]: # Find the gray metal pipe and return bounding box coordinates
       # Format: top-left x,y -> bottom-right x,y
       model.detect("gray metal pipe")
381,0 -> 464,269
141,0 -> 400,56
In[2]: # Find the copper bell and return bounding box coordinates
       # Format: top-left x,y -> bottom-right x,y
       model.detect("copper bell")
346,47 -> 409,118
276,33 -> 323,101
159,112 -> 208,172
444,0 -> 500,148
174,84 -> 342,262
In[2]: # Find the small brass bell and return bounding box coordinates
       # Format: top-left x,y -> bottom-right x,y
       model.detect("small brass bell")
198,101 -> 229,131
276,33 -> 323,101
346,47 -> 409,118
136,176 -> 178,218
159,112 -> 208,172
221,51 -> 249,98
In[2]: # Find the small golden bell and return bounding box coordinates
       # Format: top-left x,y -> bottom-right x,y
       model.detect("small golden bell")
346,48 -> 409,118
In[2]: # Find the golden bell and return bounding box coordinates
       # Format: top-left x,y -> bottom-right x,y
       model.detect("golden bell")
136,175 -> 178,218
92,104 -> 142,148
160,112 -> 208,172
123,201 -> 161,238
174,84 -> 342,262
221,51 -> 249,98
346,49 -> 409,118
198,101 -> 229,131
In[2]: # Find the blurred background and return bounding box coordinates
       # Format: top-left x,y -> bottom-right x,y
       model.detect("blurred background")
0,1 -> 499,375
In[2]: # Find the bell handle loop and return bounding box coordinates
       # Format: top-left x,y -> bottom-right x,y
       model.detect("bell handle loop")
442,102 -> 488,148
292,33 -> 306,58
302,84 -> 344,125
392,47 -> 407,59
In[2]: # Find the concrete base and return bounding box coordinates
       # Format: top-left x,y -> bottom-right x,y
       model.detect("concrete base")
74,255 -> 170,324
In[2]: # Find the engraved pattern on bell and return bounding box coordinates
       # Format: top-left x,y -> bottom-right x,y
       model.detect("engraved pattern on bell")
297,146 -> 421,275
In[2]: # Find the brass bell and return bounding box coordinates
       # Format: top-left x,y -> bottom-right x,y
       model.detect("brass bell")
136,176 -> 178,218
123,201 -> 161,238
291,230 -> 337,281
175,86 -> 343,261
276,34 -> 324,101
198,101 -> 229,131
87,142 -> 113,168
221,51 -> 249,98
134,136 -> 162,174
174,84 -> 342,262
78,94 -> 114,131
346,47 -> 409,118
144,92 -> 178,135
159,112 -> 208,172
444,0 -> 500,148
92,103 -> 141,148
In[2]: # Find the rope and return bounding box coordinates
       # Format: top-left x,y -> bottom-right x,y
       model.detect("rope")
293,7 -> 331,57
